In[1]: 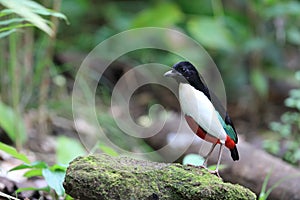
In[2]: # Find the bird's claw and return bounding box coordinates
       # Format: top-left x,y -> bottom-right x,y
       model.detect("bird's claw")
186,164 -> 222,178
208,170 -> 222,178
187,164 -> 207,169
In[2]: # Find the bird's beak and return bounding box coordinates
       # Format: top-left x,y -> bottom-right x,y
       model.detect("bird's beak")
164,69 -> 181,77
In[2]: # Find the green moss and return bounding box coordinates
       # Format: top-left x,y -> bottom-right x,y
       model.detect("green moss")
64,154 -> 256,200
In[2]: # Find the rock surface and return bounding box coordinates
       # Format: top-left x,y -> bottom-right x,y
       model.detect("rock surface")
64,154 -> 256,200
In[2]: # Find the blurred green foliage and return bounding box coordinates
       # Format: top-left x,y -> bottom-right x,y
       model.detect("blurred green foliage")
0,1 -> 299,198
264,71 -> 300,165
56,136 -> 86,165
258,168 -> 300,200
0,0 -> 300,181
0,0 -> 68,38
58,0 -> 300,100
57,0 -> 300,167
0,2 -> 77,198
0,0 -> 67,148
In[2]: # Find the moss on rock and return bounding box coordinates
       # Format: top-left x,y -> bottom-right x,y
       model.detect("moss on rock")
64,154 -> 256,200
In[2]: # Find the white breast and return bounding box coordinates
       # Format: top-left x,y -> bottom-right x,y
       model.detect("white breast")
179,83 -> 226,143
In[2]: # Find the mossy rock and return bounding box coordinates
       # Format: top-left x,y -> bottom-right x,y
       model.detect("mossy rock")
64,154 -> 256,200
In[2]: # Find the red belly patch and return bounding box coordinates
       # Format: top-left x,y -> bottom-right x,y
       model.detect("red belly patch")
185,115 -> 220,144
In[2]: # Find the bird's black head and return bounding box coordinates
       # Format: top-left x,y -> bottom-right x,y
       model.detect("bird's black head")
173,61 -> 199,82
164,61 -> 211,99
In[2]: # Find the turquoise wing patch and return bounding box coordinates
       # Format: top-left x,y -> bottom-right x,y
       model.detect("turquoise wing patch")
216,111 -> 237,143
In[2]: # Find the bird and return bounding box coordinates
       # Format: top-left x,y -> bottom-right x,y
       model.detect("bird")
164,61 -> 239,177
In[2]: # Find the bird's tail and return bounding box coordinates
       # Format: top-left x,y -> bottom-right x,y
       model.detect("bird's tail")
230,146 -> 239,161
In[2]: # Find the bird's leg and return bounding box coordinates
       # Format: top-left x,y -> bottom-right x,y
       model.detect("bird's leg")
187,143 -> 217,169
215,144 -> 224,172
202,143 -> 217,167
209,144 -> 224,178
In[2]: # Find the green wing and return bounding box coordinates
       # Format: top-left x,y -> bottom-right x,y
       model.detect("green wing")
216,111 -> 238,143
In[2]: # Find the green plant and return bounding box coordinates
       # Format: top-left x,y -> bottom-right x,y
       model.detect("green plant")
0,141 -> 67,198
10,162 -> 67,197
258,168 -> 300,200
0,0 -> 67,38
56,135 -> 86,165
0,136 -> 88,199
264,71 -> 300,165
259,169 -> 273,200
0,0 -> 68,148
0,102 -> 26,145
0,134 -> 129,199
0,142 -> 30,163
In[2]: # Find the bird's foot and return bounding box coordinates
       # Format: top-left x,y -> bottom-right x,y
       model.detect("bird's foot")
208,169 -> 222,178
198,165 -> 208,169
186,164 -> 221,178
187,164 -> 207,169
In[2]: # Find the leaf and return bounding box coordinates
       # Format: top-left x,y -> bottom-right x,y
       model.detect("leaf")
56,136 -> 86,165
187,16 -> 234,51
9,164 -> 32,171
262,139 -> 280,155
131,2 -> 183,28
42,168 -> 65,196
98,142 -> 119,157
0,142 -> 30,163
258,169 -> 272,200
208,164 -> 226,171
182,154 -> 204,166
17,0 -> 69,24
0,8 -> 14,17
243,37 -> 268,53
0,18 -> 26,25
34,9 -> 69,24
65,194 -> 74,200
9,161 -> 48,171
23,169 -> 43,178
0,29 -> 16,39
287,28 -> 300,45
264,1 -> 300,18
0,0 -> 53,36
13,0 -> 46,11
0,101 -> 26,142
250,68 -> 269,98
262,170 -> 300,200
15,186 -> 50,194
50,164 -> 67,172
0,23 -> 34,33
29,161 -> 49,168
0,101 -> 26,143
295,71 -> 300,81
